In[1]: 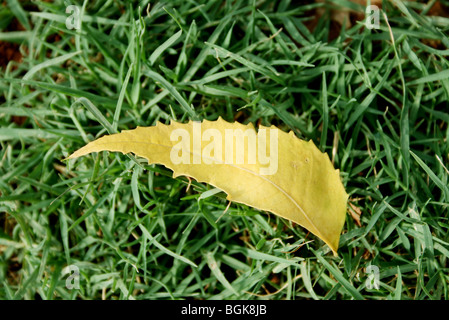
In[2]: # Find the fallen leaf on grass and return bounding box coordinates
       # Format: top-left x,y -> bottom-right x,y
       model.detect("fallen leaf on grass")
67,118 -> 348,254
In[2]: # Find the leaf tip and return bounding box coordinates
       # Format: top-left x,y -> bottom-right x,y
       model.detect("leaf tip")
64,150 -> 81,161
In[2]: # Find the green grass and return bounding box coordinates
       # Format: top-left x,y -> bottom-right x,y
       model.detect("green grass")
1,0 -> 449,300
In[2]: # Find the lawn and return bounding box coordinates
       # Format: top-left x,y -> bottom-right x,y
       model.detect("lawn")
0,0 -> 448,300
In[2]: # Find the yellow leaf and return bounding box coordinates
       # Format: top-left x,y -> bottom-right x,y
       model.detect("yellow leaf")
67,118 -> 348,255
